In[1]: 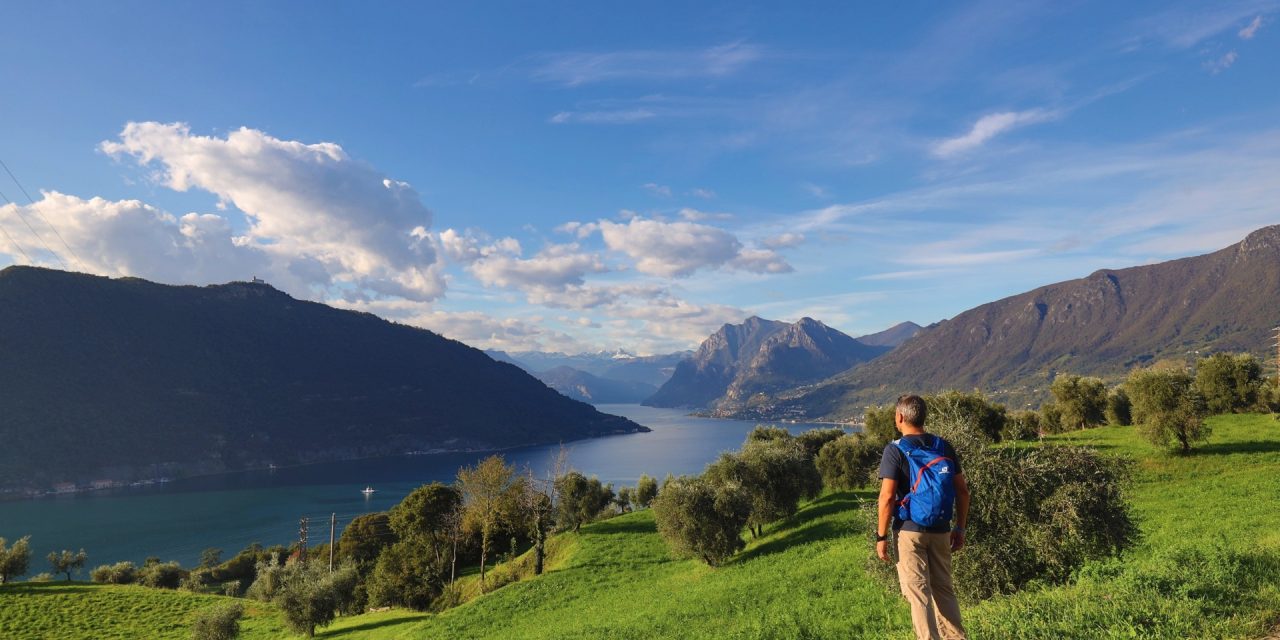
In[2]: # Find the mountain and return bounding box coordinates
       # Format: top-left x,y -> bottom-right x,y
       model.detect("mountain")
855,321 -> 922,348
751,225 -> 1280,420
0,267 -> 645,493
487,349 -> 690,388
643,316 -> 891,411
534,366 -> 658,404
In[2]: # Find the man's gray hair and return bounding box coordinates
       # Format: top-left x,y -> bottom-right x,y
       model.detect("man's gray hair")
896,394 -> 927,428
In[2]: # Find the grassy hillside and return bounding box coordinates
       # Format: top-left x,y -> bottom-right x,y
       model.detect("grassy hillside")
4,414 -> 1278,639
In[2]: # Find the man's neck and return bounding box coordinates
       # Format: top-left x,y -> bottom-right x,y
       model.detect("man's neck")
899,427 -> 927,438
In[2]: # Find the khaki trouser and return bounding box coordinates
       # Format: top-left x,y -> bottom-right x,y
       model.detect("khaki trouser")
896,530 -> 967,640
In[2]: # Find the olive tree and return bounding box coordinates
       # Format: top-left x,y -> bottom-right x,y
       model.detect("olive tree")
635,474 -> 658,508
651,475 -> 750,566
554,471 -> 612,532
1194,353 -> 1263,414
47,549 -> 86,582
1001,411 -> 1041,441
1127,368 -> 1210,454
0,536 -> 31,584
814,434 -> 882,490
862,405 -> 897,444
1049,375 -> 1108,430
705,438 -> 820,538
191,601 -> 243,640
1105,387 -> 1132,426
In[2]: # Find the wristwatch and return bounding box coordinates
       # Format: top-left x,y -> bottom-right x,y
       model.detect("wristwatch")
876,533 -> 889,542
953,526 -> 966,534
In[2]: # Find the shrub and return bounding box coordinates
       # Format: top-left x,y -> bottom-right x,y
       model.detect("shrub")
745,425 -> 791,444
870,445 -> 1137,600
863,405 -> 897,444
635,474 -> 658,508
1049,375 -> 1108,430
1128,368 -> 1210,454
139,561 -> 186,589
90,561 -> 137,585
814,434 -> 882,490
0,536 -> 31,584
926,390 -> 1007,448
27,572 -> 54,582
651,475 -> 750,566
222,579 -> 241,597
554,472 -> 613,532
1106,387 -> 1132,426
1039,402 -> 1064,434
1001,411 -> 1041,441
245,554 -> 285,602
365,539 -> 446,610
190,601 -> 243,640
705,438 -> 820,538
1195,352 -> 1263,414
795,428 -> 845,459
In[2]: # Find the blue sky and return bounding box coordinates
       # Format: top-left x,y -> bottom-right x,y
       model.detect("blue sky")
1,1 -> 1278,354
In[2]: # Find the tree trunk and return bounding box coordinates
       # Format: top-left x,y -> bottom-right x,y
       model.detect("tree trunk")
534,530 -> 545,576
479,535 -> 488,591
450,537 -> 457,585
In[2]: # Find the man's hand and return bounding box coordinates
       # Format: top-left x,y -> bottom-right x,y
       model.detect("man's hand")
950,529 -> 965,552
876,539 -> 892,563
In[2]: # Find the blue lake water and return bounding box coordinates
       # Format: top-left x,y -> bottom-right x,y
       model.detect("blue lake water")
0,405 -> 851,570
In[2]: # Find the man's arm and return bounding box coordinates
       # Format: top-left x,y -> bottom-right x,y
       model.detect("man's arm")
951,472 -> 970,552
876,477 -> 896,563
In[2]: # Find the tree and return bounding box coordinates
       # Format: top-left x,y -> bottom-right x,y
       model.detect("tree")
456,454 -> 520,590
0,536 -> 31,584
554,471 -> 612,532
927,390 -> 1008,446
1049,375 -> 1108,430
1039,402 -> 1064,434
650,475 -> 750,566
389,483 -> 461,574
1002,411 -> 1042,441
517,472 -> 554,576
91,561 -> 137,584
704,438 -> 819,538
1195,353 -> 1263,414
795,428 -> 846,459
47,549 -> 86,582
138,561 -> 186,589
614,486 -> 633,513
1106,388 -> 1132,426
635,474 -> 658,509
814,434 -> 882,490
1127,368 -> 1210,454
272,561 -> 356,637
191,601 -> 243,640
365,539 -> 445,610
199,548 -> 223,570
862,405 -> 897,443
337,512 -> 395,571
745,425 -> 791,444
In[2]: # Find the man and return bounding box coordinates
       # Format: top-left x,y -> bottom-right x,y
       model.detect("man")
876,394 -> 970,640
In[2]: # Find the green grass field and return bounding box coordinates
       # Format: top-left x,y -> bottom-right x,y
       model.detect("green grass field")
3,413 -> 1278,639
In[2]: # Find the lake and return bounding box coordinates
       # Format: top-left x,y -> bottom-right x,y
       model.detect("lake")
0,405 -> 851,570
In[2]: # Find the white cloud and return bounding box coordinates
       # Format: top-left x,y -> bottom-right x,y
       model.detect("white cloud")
1205,51 -> 1239,74
548,109 -> 657,124
932,109 -> 1056,158
1240,15 -> 1264,38
691,188 -> 717,199
577,216 -> 791,277
100,122 -> 444,301
439,229 -> 606,291
760,232 -> 805,249
642,183 -> 672,197
0,191 -> 275,287
677,208 -> 732,222
334,299 -> 593,353
531,42 -> 763,86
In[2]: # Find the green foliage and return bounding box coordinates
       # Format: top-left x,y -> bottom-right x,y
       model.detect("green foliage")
862,404 -> 897,443
744,425 -> 791,444
1194,352 -> 1263,414
634,474 -> 658,508
1002,410 -> 1041,441
0,536 -> 31,584
190,601 -> 243,640
945,446 -> 1137,600
211,543 -> 285,587
614,486 -> 633,513
198,548 -> 223,570
366,538 -> 448,611
814,434 -> 881,490
794,427 -> 845,459
554,471 -> 613,532
1128,368 -> 1210,453
389,483 -> 461,542
1039,401 -> 1064,434
1049,374 -> 1108,430
245,554 -> 285,603
47,549 -> 87,582
272,562 -> 356,637
1106,387 -> 1132,426
650,475 -> 750,566
91,561 -> 138,585
924,390 -> 1008,456
705,438 -> 821,537
139,562 -> 188,590
336,513 -> 394,571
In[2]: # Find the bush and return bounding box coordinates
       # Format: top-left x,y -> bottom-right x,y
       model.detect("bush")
1127,368 -> 1210,454
365,539 -> 446,610
554,472 -> 613,532
745,425 -> 791,444
1039,402 -> 1064,434
863,405 -> 897,443
814,434 -> 882,490
190,601 -> 243,640
1001,411 -> 1041,441
27,572 -> 54,582
1106,387 -> 1132,426
926,390 -> 1007,449
651,475 -> 750,566
870,445 -> 1137,600
0,536 -> 31,584
222,579 -> 241,597
635,474 -> 658,508
90,561 -> 137,585
795,428 -> 845,459
1195,353 -> 1263,414
139,561 -> 187,589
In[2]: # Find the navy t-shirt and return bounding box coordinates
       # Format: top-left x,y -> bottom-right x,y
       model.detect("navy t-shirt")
878,434 -> 962,533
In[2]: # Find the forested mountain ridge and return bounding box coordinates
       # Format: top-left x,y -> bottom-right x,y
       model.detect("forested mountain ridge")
0,267 -> 644,493
643,316 -> 890,410
740,225 -> 1280,420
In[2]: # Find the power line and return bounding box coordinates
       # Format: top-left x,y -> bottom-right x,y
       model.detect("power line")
0,157 -> 85,271
0,195 -> 34,264
0,184 -> 66,269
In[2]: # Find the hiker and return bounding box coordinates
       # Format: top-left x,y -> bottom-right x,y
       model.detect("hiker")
875,394 -> 970,640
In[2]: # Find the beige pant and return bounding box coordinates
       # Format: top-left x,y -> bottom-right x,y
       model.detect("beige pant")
896,530 -> 966,640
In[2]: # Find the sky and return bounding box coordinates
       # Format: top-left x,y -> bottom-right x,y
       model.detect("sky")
1,1 -> 1278,355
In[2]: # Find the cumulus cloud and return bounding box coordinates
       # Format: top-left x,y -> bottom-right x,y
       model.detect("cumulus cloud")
0,191 -> 274,286
333,299 -> 592,353
100,122 -> 444,300
575,216 -> 791,277
1239,15 -> 1263,39
932,109 -> 1057,158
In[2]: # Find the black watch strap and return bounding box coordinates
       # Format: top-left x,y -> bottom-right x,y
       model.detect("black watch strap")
876,533 -> 889,542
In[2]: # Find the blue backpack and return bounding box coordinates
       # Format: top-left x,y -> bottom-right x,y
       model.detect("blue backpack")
895,436 -> 957,528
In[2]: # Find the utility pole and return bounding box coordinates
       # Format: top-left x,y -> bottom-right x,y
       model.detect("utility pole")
1273,327 -> 1280,384
328,513 -> 336,573
298,517 -> 309,563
